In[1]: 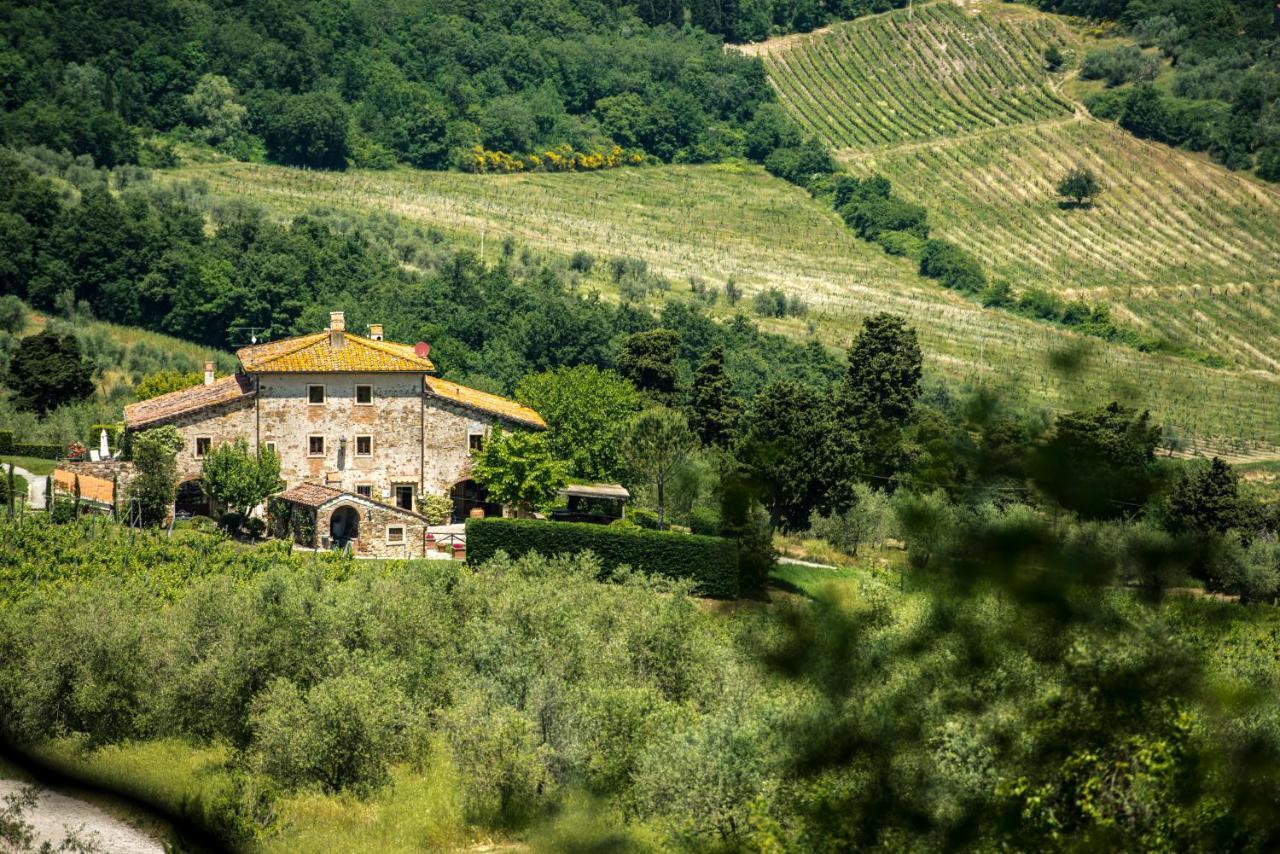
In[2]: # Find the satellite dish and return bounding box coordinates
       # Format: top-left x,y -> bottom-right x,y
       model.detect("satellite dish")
414,342 -> 431,358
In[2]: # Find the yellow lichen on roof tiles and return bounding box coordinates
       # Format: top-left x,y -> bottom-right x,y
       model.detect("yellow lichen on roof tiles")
238,332 -> 435,373
425,377 -> 546,428
123,374 -> 255,429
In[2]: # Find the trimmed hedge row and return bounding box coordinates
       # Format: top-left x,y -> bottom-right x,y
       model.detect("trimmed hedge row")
465,517 -> 740,598
0,432 -> 61,459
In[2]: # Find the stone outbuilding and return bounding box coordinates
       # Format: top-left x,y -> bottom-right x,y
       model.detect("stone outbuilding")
272,482 -> 436,559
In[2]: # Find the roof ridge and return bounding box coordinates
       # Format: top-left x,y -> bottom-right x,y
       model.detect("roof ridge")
346,333 -> 433,368
237,330 -> 327,368
122,373 -> 238,414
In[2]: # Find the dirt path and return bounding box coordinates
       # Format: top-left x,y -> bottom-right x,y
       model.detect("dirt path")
9,465 -> 45,510
0,778 -> 164,854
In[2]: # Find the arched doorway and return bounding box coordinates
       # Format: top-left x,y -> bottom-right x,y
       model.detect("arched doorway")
330,505 -> 360,547
175,479 -> 210,518
450,479 -> 503,523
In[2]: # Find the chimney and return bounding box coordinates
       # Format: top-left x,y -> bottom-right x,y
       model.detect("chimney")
329,311 -> 345,348
203,361 -> 215,386
368,323 -> 383,341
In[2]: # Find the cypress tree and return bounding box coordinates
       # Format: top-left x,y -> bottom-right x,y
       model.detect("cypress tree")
689,345 -> 741,446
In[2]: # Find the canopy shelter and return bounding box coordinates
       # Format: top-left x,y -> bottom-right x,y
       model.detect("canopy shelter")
551,483 -> 630,525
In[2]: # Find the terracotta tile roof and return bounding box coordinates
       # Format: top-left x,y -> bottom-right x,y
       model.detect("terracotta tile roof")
238,332 -> 436,373
275,483 -> 431,521
123,374 -> 256,429
425,377 -> 546,428
277,482 -> 345,508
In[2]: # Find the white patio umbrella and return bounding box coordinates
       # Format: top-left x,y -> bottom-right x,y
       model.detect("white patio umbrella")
99,428 -> 111,460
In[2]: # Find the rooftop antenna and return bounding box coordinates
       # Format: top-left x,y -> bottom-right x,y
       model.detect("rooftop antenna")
228,326 -> 268,347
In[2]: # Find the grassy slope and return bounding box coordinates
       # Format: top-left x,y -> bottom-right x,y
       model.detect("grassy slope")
164,152 -> 1280,456
734,0 -> 1280,453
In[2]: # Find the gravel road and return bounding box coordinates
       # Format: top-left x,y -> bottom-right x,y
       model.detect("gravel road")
0,778 -> 163,854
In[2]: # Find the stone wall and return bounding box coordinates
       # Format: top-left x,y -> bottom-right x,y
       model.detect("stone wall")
422,398 -> 495,497
314,497 -> 432,559
256,373 -> 425,502
166,398 -> 256,483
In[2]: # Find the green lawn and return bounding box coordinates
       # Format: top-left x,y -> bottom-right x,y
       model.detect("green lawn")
0,455 -> 56,476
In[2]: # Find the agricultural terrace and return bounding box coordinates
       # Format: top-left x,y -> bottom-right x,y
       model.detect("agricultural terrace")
847,120 -> 1280,296
738,1 -> 1074,150
166,159 -> 1280,457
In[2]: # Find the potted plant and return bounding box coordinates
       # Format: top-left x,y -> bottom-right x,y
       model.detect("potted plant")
65,441 -> 86,462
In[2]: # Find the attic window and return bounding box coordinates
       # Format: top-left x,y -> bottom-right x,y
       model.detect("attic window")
468,432 -> 485,453
195,437 -> 211,458
308,384 -> 325,405
355,384 -> 373,405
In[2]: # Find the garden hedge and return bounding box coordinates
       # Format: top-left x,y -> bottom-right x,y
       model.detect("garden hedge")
0,429 -> 67,459
12,443 -> 61,459
466,517 -> 740,598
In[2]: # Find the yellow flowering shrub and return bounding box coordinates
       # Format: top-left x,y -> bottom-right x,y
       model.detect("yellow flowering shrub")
461,143 -> 644,174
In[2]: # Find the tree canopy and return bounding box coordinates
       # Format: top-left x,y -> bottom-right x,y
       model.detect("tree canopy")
4,329 -> 93,414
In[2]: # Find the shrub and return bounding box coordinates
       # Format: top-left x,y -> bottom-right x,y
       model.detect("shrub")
628,507 -> 661,530
440,694 -> 551,826
249,670 -> 421,795
569,251 -> 595,273
49,497 -> 79,523
1081,45 -> 1160,87
0,431 -> 12,454
1206,532 -> 1280,604
1043,44 -> 1064,72
876,230 -> 926,259
465,517 -> 740,597
417,494 -> 453,525
840,195 -> 929,241
1084,88 -> 1128,120
1015,287 -> 1066,321
687,506 -> 721,536
919,239 -> 986,292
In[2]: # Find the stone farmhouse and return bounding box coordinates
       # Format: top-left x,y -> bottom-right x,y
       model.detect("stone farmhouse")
121,312 -> 545,552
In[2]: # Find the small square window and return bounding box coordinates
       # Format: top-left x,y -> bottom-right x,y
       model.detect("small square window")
395,485 -> 414,510
195,437 -> 211,458
308,384 -> 325,405
308,435 -> 325,456
264,441 -> 277,455
355,384 -> 373,405
468,432 -> 485,453
355,435 -> 372,456
356,484 -> 373,498
387,526 -> 405,544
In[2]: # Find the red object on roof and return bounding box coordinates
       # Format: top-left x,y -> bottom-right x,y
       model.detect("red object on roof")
414,342 -> 431,358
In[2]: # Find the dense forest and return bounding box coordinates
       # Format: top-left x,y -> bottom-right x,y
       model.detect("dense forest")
1038,0 -> 1280,177
0,0 -> 900,172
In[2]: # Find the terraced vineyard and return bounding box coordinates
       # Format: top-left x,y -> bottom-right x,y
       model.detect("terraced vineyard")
848,120 -> 1280,292
740,1 -> 1073,150
166,158 -> 1280,455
